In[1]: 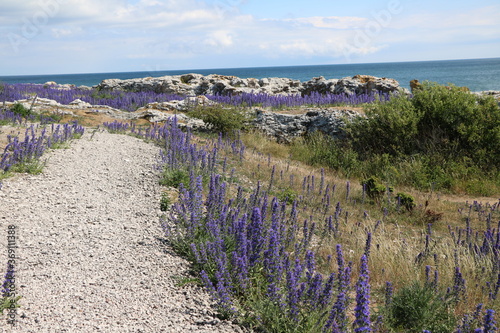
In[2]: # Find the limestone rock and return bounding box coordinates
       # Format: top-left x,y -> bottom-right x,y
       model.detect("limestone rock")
301,76 -> 339,95
95,74 -> 403,97
252,108 -> 361,143
332,75 -> 404,95
134,109 -> 172,123
69,99 -> 92,108
140,96 -> 217,112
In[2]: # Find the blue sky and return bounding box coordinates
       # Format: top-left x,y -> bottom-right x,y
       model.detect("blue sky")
0,0 -> 499,75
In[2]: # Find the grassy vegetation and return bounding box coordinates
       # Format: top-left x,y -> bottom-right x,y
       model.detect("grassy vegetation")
285,82 -> 500,196
189,105 -> 253,135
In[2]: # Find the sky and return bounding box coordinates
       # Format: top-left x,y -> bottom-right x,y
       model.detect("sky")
0,0 -> 499,75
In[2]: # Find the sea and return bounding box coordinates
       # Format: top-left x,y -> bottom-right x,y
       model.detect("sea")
1,57 -> 500,92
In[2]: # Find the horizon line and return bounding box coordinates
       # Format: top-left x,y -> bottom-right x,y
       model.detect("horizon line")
1,56 -> 499,78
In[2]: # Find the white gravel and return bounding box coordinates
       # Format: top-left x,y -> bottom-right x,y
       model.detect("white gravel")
0,129 -> 247,333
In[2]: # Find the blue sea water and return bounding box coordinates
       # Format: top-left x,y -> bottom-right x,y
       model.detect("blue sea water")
1,57 -> 499,92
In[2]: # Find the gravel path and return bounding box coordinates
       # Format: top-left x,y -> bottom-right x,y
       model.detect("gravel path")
0,130 -> 246,332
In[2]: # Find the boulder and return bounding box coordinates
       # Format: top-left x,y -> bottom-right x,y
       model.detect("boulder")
134,110 -> 172,123
140,96 -> 217,112
301,76 -> 339,95
252,108 -> 361,143
332,75 -> 404,95
69,99 -> 92,108
474,90 -> 500,106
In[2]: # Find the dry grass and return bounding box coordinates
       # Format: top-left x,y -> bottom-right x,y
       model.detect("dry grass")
0,125 -> 22,151
228,128 -> 500,315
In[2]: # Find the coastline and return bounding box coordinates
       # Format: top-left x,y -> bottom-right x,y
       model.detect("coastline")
1,57 -> 500,91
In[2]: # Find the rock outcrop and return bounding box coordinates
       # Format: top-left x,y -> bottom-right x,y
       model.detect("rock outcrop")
252,108 -> 361,143
95,74 -> 406,97
6,95 -> 362,142
474,90 -> 500,106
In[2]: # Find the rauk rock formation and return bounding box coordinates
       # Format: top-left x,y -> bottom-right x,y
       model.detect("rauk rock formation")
95,74 -> 407,96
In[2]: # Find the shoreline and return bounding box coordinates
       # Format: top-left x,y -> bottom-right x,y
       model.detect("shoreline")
2,75 -> 500,95
2,57 -> 500,91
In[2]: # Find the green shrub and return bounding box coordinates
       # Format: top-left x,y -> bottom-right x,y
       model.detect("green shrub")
347,81 -> 500,165
361,176 -> 393,201
160,192 -> 171,211
325,81 -> 500,194
90,90 -> 117,100
190,105 -> 252,135
382,281 -> 457,333
159,169 -> 190,188
396,192 -> 416,212
348,94 -> 420,157
412,82 -> 500,166
10,103 -> 31,118
275,187 -> 298,204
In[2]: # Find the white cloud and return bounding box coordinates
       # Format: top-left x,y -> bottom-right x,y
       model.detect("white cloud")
0,0 -> 382,63
277,16 -> 367,29
204,30 -> 234,48
391,5 -> 500,33
1,0 -> 499,75
51,27 -> 82,38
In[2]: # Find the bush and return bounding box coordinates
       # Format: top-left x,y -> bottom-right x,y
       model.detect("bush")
383,281 -> 457,333
160,192 -> 171,211
275,187 -> 298,204
396,192 -> 416,212
347,82 -> 500,165
159,169 -> 190,188
190,105 -> 252,135
412,82 -> 500,166
10,103 -> 31,118
361,176 -> 393,201
322,81 -> 500,194
348,94 -> 420,157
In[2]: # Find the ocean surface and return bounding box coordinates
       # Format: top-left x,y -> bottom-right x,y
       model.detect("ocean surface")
1,58 -> 500,92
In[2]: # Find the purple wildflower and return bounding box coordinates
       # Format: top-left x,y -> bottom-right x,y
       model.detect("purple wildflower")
354,254 -> 371,332
484,309 -> 497,333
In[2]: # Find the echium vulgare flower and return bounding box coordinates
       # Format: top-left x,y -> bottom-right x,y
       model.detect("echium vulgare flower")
248,207 -> 264,266
1,263 -> 15,297
453,266 -> 466,302
353,254 -> 371,332
364,232 -> 372,259
385,281 -> 393,307
319,273 -> 335,308
325,245 -> 351,332
483,309 -> 497,333
285,257 -> 305,320
263,227 -> 284,302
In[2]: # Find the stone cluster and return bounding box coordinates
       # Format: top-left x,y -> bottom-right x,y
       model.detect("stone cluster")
95,73 -> 406,96
252,108 -> 361,143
